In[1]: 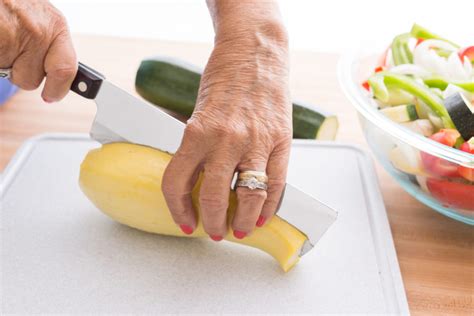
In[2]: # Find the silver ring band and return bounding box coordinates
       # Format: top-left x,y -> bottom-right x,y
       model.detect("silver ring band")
235,178 -> 268,191
0,68 -> 12,79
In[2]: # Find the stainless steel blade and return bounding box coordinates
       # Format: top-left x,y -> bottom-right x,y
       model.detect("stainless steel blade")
90,80 -> 337,255
277,184 -> 338,256
92,81 -> 185,154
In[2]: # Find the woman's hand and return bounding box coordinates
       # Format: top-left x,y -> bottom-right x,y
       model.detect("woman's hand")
162,0 -> 291,241
0,0 -> 77,102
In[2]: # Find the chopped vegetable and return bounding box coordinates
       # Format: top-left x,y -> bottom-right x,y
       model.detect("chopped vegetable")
458,138 -> 474,182
374,66 -> 384,73
423,77 -> 474,92
421,129 -> 461,178
390,64 -> 431,77
368,72 -> 455,128
362,80 -> 370,91
401,119 -> 434,137
427,112 -> 444,129
461,137 -> 474,148
389,146 -> 425,175
364,24 -> 473,211
459,46 -> 474,65
416,38 -> 425,47
443,92 -> 474,140
413,40 -> 467,82
384,88 -> 416,106
381,104 -> 418,122
410,24 -> 459,48
426,178 -> 474,210
430,129 -> 461,147
443,84 -> 473,99
422,154 -> 460,178
391,33 -> 413,65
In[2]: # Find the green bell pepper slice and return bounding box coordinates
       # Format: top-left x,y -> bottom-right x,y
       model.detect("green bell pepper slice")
391,33 -> 413,65
410,24 -> 459,48
368,72 -> 455,128
424,77 -> 474,92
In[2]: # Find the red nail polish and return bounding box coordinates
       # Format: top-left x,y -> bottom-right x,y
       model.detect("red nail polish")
210,235 -> 223,242
256,215 -> 266,227
233,230 -> 247,239
179,224 -> 194,235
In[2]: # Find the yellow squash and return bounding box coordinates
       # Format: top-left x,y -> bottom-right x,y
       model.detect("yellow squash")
79,143 -> 306,271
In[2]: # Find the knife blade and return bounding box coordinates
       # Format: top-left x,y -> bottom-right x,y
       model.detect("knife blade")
71,63 -> 337,256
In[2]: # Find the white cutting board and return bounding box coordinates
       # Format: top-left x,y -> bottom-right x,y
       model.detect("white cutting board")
0,134 -> 409,314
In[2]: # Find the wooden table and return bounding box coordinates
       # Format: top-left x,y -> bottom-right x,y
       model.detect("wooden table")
1,35 -> 472,315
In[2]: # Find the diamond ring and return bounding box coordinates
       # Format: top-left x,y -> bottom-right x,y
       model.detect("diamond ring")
235,170 -> 268,190
235,178 -> 268,190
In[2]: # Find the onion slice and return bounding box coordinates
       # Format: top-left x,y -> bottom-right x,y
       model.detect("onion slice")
390,64 -> 431,78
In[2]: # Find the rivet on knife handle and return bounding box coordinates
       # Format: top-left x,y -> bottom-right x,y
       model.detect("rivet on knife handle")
71,62 -> 105,99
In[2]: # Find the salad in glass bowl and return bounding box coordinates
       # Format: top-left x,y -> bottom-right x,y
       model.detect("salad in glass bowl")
339,24 -> 474,224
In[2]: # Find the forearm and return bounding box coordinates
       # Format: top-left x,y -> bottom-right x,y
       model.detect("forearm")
206,0 -> 288,48
204,0 -> 290,97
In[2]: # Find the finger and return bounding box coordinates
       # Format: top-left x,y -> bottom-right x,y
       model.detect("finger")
199,159 -> 237,241
260,143 -> 291,226
10,51 -> 46,91
232,157 -> 268,238
41,31 -> 77,102
162,146 -> 202,235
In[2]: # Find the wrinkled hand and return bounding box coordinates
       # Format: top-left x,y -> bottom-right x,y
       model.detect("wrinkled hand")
0,0 -> 76,102
162,23 -> 292,241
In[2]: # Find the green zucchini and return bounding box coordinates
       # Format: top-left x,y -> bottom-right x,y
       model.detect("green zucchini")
135,56 -> 338,140
380,104 -> 418,123
443,92 -> 474,140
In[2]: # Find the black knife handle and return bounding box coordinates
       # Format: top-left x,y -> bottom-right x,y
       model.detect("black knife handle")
70,62 -> 105,99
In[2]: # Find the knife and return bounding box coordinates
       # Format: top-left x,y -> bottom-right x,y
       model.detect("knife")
70,62 -> 337,256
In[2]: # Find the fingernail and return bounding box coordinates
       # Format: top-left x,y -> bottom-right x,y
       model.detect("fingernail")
256,215 -> 266,227
210,235 -> 223,242
42,97 -> 53,103
179,224 -> 194,235
233,230 -> 247,239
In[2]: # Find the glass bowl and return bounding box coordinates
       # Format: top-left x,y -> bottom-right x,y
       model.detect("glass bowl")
338,50 -> 474,225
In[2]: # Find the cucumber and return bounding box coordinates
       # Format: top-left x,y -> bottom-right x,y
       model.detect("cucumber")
443,92 -> 474,140
380,104 -> 418,123
135,56 -> 338,140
